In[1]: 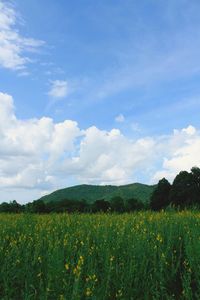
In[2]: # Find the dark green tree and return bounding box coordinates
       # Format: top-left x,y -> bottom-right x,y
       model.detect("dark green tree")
0,200 -> 23,213
92,199 -> 110,212
191,166 -> 200,204
169,171 -> 194,207
0,202 -> 11,212
32,200 -> 47,213
9,200 -> 23,213
150,178 -> 171,210
126,198 -> 144,211
110,196 -> 125,212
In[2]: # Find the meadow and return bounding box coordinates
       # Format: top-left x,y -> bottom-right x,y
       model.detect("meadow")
0,212 -> 200,300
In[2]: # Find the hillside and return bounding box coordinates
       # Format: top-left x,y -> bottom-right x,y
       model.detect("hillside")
38,183 -> 156,204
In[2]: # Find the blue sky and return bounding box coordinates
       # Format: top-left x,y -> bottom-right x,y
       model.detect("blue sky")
1,0 -> 200,202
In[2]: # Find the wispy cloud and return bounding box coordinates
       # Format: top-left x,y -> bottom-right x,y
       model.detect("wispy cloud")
115,114 -> 125,123
0,1 -> 44,71
48,80 -> 69,98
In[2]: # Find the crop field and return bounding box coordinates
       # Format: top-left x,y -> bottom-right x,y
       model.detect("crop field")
1,212 -> 200,300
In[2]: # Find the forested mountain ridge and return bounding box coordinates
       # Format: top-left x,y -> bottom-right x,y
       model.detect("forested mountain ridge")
38,183 -> 156,204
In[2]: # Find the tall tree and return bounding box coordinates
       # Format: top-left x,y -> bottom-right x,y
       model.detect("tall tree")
169,171 -> 194,207
191,166 -> 200,204
150,178 -> 171,210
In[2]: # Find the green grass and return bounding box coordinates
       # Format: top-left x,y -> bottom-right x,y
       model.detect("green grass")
39,183 -> 156,204
1,211 -> 200,299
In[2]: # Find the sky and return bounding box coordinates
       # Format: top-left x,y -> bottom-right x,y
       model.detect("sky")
1,0 -> 200,203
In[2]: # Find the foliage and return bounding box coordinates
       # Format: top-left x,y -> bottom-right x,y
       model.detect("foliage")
110,196 -> 125,212
0,200 -> 24,213
91,199 -> 111,212
38,183 -> 156,204
0,198 -> 145,214
170,167 -> 200,207
150,167 -> 200,210
126,197 -> 145,211
150,178 -> 171,210
170,171 -> 194,206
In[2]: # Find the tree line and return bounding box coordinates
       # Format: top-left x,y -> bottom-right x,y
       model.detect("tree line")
1,166 -> 200,213
150,167 -> 200,210
0,197 -> 145,213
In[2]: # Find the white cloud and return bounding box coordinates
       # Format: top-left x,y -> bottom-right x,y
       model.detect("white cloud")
0,1 -> 44,70
181,125 -> 196,135
115,114 -> 125,123
62,127 -> 156,185
0,92 -> 82,194
153,125 -> 200,182
1,92 -> 200,202
48,80 -> 69,98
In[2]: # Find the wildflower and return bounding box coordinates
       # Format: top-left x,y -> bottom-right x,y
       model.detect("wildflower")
116,289 -> 123,298
156,234 -> 163,243
73,255 -> 84,277
92,274 -> 98,282
79,255 -> 84,262
65,263 -> 69,270
85,287 -> 92,297
110,255 -> 115,262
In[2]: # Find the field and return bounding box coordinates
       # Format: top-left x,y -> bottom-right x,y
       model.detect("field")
1,212 -> 200,300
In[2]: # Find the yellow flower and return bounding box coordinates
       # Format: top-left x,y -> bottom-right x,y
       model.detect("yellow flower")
110,255 -> 115,262
156,234 -> 163,243
79,255 -> 84,263
92,274 -> 98,282
65,263 -> 69,270
85,288 -> 92,297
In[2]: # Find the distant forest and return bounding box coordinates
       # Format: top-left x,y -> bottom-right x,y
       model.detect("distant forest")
1,167 -> 200,213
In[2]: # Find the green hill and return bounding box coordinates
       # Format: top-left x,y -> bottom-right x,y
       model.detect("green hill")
39,183 -> 156,204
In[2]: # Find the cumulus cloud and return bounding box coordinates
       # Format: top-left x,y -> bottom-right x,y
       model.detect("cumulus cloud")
0,91 -> 200,202
0,92 -> 82,192
62,127 -> 156,185
48,80 -> 69,98
0,1 -> 44,70
153,125 -> 200,182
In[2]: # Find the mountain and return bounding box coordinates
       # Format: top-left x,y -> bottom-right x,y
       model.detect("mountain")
38,183 -> 156,204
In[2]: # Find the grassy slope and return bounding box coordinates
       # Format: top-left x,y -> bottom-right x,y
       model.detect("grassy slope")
39,183 -> 156,204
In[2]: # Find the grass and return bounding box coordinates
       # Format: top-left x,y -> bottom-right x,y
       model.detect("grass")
0,211 -> 200,299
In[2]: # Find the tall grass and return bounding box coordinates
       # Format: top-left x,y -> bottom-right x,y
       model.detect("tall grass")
0,211 -> 200,299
